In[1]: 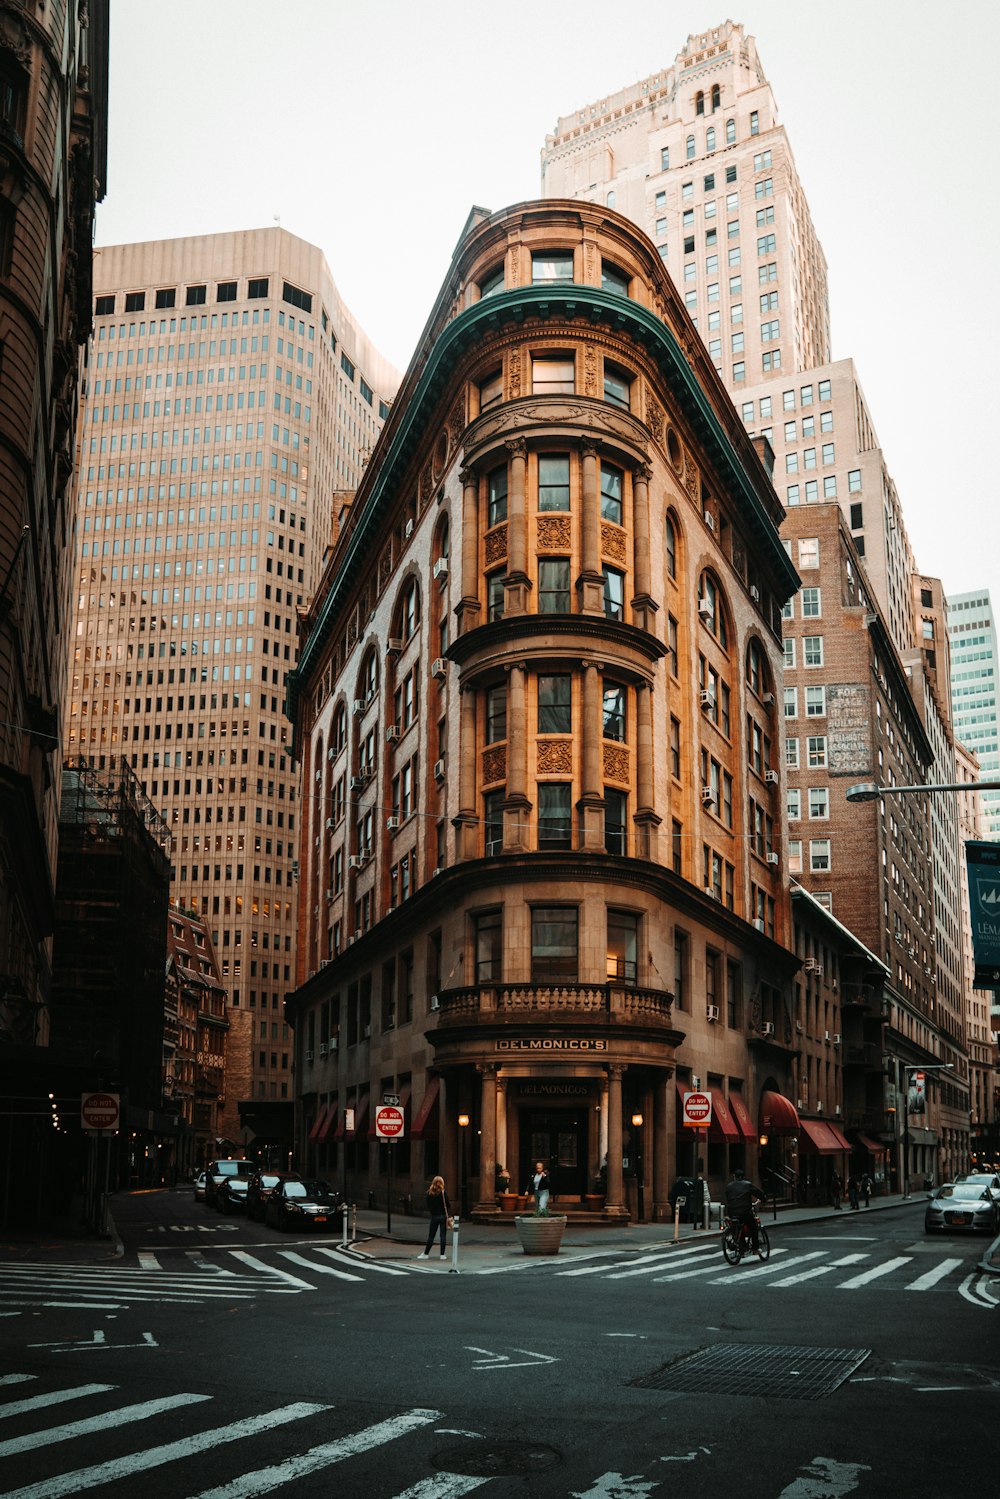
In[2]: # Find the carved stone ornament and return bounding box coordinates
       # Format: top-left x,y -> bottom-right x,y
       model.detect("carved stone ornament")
482,745 -> 507,785
584,241 -> 596,284
505,436 -> 527,461
0,11 -> 32,65
601,523 -> 627,566
420,466 -> 433,506
633,460 -> 653,487
583,345 -> 598,398
508,348 -> 521,400
536,515 -> 572,553
537,740 -> 573,774
603,744 -> 630,783
485,525 -> 508,567
645,398 -> 664,446
684,456 -> 699,500
448,395 -> 466,445
459,465 -> 476,491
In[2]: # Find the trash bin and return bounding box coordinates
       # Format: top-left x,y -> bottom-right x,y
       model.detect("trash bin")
670,1177 -> 704,1223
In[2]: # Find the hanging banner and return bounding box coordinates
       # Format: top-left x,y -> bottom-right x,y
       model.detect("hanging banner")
966,840 -> 1000,988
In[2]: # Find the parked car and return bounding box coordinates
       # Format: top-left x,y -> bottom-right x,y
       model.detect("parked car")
925,1182 -> 999,1234
217,1175 -> 252,1214
204,1158 -> 254,1209
193,1170 -> 207,1203
246,1170 -> 300,1222
265,1178 -> 342,1233
954,1172 -> 1000,1205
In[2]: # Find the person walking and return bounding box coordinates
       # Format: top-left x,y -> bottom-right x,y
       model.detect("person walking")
847,1171 -> 860,1211
830,1169 -> 843,1210
860,1172 -> 873,1207
417,1175 -> 452,1260
527,1160 -> 551,1213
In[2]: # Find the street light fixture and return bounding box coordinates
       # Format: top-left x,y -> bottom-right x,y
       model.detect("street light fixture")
902,1063 -> 953,1200
846,779 -> 1000,803
631,1112 -> 644,1224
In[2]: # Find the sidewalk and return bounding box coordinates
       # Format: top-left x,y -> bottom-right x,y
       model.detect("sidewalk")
346,1193 -> 922,1274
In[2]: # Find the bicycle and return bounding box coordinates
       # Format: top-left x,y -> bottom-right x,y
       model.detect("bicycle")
721,1209 -> 770,1264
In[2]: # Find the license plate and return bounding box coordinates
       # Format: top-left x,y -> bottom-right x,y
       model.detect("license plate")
951,1214 -> 970,1225
314,1216 -> 326,1224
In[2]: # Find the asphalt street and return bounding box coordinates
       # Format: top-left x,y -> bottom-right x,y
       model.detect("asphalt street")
0,1188 -> 996,1498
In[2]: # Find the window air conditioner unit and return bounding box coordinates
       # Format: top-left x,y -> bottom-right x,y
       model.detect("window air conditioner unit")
404,519 -> 414,538
833,1033 -> 841,1046
753,917 -> 765,932
698,597 -> 714,619
350,774 -> 368,791
319,958 -> 331,969
431,865 -> 442,876
797,1098 -> 805,1110
348,855 -> 363,870
816,1100 -> 824,1114
386,815 -> 400,831
766,851 -> 779,866
824,1029 -> 831,1042
346,933 -> 355,946
699,689 -> 715,710
834,1104 -> 841,1115
434,757 -> 446,781
761,1021 -> 775,1037
429,994 -> 440,1011
764,769 -> 779,785
305,1049 -> 314,1062
329,1037 -> 339,1053
326,817 -> 335,830
706,1003 -> 719,1023
701,785 -> 715,804
325,887 -> 334,900
815,965 -> 823,977
328,746 -> 337,760
762,692 -> 775,706
705,884 -> 718,899
386,637 -> 403,654
433,558 -> 448,581
750,585 -> 761,602
353,698 -> 365,714
431,657 -> 447,679
363,1023 -> 372,1038
703,510 -> 716,532
317,1042 -> 327,1057
386,724 -> 401,742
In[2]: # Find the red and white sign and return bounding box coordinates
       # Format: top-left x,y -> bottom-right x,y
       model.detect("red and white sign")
81,1091 -> 120,1132
374,1104 -> 405,1140
682,1090 -> 713,1129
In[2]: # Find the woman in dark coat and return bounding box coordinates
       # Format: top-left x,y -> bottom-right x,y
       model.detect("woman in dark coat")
418,1175 -> 452,1259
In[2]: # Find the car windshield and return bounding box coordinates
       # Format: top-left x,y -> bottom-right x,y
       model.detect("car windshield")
216,1161 -> 252,1177
301,1180 -> 333,1197
283,1182 -> 309,1199
258,1175 -> 281,1189
938,1184 -> 988,1201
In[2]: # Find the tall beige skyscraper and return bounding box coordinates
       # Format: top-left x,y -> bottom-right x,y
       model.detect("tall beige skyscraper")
66,228 -> 398,1148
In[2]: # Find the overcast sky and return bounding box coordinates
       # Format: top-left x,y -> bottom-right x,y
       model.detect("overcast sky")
96,0 -> 999,602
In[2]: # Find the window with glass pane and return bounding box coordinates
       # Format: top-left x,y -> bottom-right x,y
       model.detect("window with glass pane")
531,906 -> 578,981
603,683 -> 626,741
479,265 -> 505,299
483,791 -> 504,854
604,788 -> 627,856
538,674 -> 571,734
487,466 -> 507,527
607,910 -> 637,983
671,819 -> 683,874
670,716 -> 681,778
601,262 -> 629,295
532,252 -> 574,283
538,558 -> 570,614
665,515 -> 677,578
805,686 -> 826,716
531,351 -> 579,400
667,615 -> 679,676
538,454 -> 570,511
674,930 -> 688,1009
603,567 -> 625,621
487,571 -> 506,622
479,368 -> 503,411
486,685 -> 507,744
603,365 -> 631,410
599,463 -> 623,524
474,910 -> 502,981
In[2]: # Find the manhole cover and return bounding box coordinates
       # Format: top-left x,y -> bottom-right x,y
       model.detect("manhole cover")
432,1442 -> 561,1477
630,1343 -> 870,1401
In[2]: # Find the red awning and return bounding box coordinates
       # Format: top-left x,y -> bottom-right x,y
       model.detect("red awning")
826,1123 -> 851,1152
729,1093 -> 757,1141
307,1106 -> 329,1144
410,1077 -> 440,1141
857,1132 -> 887,1157
759,1090 -> 800,1137
369,1083 -> 411,1140
709,1089 -> 739,1142
798,1118 -> 845,1155
316,1106 -> 338,1144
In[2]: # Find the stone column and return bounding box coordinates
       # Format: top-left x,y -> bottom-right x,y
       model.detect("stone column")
580,660 -> 605,851
577,439 -> 605,614
652,1070 -> 674,1222
604,1064 -> 628,1220
502,438 -> 530,615
631,461 -> 658,633
633,682 -> 661,860
453,685 -> 479,859
599,1075 -> 609,1168
496,1077 -> 508,1182
456,465 -> 481,634
473,1064 -> 500,1217
503,663 -> 531,852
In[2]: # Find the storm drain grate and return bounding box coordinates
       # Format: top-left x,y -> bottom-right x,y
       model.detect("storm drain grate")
630,1343 -> 871,1401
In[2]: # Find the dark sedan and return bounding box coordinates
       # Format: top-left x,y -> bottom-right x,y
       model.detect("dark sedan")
265,1178 -> 342,1233
217,1175 -> 252,1214
925,1182 -> 999,1234
246,1170 -> 301,1222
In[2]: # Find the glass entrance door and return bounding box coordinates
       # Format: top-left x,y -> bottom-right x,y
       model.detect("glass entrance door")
520,1109 -> 587,1198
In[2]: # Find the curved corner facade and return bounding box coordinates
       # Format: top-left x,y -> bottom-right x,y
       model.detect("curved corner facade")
287,200 -> 805,1219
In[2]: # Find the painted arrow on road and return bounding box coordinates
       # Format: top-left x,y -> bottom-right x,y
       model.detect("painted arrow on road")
464,1345 -> 557,1370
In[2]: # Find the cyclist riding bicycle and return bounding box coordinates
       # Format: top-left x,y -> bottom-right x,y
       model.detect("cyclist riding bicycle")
724,1168 -> 765,1252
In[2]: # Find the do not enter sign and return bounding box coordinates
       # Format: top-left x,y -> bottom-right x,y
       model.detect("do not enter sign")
81,1091 -> 120,1132
682,1091 -> 713,1129
375,1104 -> 405,1140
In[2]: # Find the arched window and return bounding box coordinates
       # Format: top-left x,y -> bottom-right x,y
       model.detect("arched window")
332,703 -> 347,757
726,118 -> 736,145
706,126 -> 716,152
686,134 -> 695,161
711,84 -> 721,111
695,90 -> 705,116
396,577 -> 420,641
746,638 -> 774,706
606,189 -> 617,209
665,512 -> 678,579
434,517 -> 449,573
363,651 -> 379,701
698,570 -> 729,651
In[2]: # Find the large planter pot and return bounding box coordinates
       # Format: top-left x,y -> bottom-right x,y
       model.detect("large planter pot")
514,1214 -> 568,1256
498,1192 -> 519,1214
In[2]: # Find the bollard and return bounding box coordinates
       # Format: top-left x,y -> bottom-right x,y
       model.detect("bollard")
449,1215 -> 460,1274
703,1194 -> 710,1232
350,1201 -> 357,1242
341,1200 -> 349,1249
673,1195 -> 686,1243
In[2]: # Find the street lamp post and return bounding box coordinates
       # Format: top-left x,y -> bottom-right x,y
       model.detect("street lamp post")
457,1112 -> 470,1217
631,1112 -> 644,1223
902,1063 -> 953,1199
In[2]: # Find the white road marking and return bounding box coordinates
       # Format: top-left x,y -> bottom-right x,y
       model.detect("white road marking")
0,1375 -> 36,1388
775,1455 -> 870,1498
0,1401 -> 329,1499
710,1251 -> 824,1283
976,1276 -> 1000,1305
561,1245 -> 713,1279
390,1476 -> 491,1498
659,1448 -> 712,1462
905,1258 -> 963,1291
227,1251 -> 314,1289
0,1392 -> 209,1458
605,1250 -> 696,1280
570,1474 -> 659,1497
321,1248 -> 411,1275
654,1254 -> 780,1283
28,1330 -> 159,1352
0,1384 -> 116,1421
768,1254 -> 868,1287
837,1256 -> 913,1288
185,1251 -> 239,1275
188,1407 -> 442,1499
277,1251 -> 362,1283
464,1345 -> 557,1371
0,1298 -> 126,1310
136,1252 -> 160,1270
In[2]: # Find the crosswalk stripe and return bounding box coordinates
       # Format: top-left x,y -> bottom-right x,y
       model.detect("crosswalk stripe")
185,1250 -> 239,1275
655,1248 -> 791,1282
710,1251 -> 824,1283
0,1384 -> 116,1421
0,1298 -> 126,1310
0,1401 -> 329,1499
0,1268 -> 249,1293
278,1251 -> 363,1283
606,1247 -> 715,1281
390,1475 -> 492,1498
0,1376 -> 36,1389
137,1251 -> 160,1270
187,1407 -> 443,1499
906,1258 -> 964,1292
557,1244 -> 715,1279
768,1254 -> 868,1287
318,1248 -> 412,1276
227,1252 -> 313,1289
0,1392 -> 210,1459
838,1256 -> 913,1289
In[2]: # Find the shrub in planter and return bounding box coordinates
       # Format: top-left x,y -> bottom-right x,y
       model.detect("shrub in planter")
514,1210 -> 567,1255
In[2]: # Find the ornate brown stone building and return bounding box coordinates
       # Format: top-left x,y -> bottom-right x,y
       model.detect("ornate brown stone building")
286,201 -> 801,1219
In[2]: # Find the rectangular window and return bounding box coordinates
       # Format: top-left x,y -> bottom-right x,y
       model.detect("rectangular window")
538,453 -> 570,511
154,288 -> 176,309
531,357 -> 575,395
818,379 -> 831,400
538,784 -> 572,849
487,571 -> 506,622
95,294 -> 115,315
783,638 -> 796,669
486,685 -> 507,744
788,839 -> 802,874
821,443 -> 835,466
848,470 -> 862,493
479,369 -> 503,412
248,277 -> 269,299
808,787 -> 829,819
797,537 -> 819,569
661,147 -> 670,170
801,587 -> 821,618
538,674 -> 571,733
283,281 -> 313,312
475,911 -> 503,981
600,462 -> 623,524
538,558 -> 570,614
125,291 -> 146,313
603,566 -> 625,621
807,735 -> 827,768
607,910 -> 637,982
757,234 -> 776,255
803,635 -> 824,667
601,262 -> 630,296
532,252 -> 574,283
785,737 -> 799,769
531,907 -> 578,981
340,352 -> 355,380
604,789 -> 627,857
850,501 -> 864,530
787,788 -> 801,820
670,716 -> 681,778
487,465 -> 508,527
217,281 -> 238,303
783,687 -> 798,718
805,686 -> 826,717
603,683 -> 626,742
823,476 -> 837,498
484,790 -> 504,854
726,960 -> 741,1028
603,364 -> 631,410
674,930 -> 689,1011
762,350 -> 781,371
809,839 -> 831,872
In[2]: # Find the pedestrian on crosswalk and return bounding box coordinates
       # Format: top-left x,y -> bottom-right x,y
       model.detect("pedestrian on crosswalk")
417,1176 -> 452,1260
